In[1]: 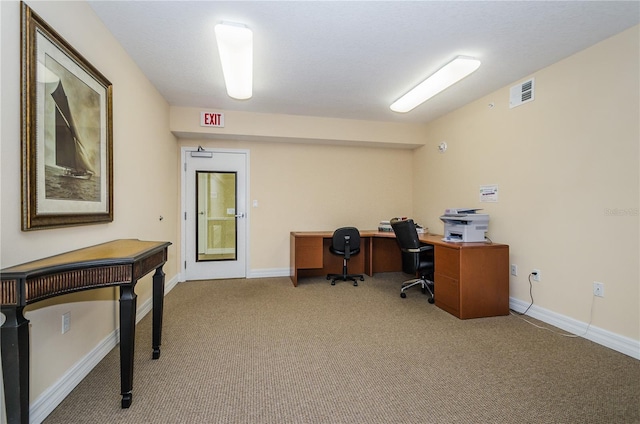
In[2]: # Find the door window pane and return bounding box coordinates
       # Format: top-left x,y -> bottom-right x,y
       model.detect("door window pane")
196,171 -> 237,261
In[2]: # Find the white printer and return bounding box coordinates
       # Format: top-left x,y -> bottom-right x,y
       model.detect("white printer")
439,208 -> 489,242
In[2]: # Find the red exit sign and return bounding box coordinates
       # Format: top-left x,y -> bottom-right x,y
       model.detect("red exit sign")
200,111 -> 225,127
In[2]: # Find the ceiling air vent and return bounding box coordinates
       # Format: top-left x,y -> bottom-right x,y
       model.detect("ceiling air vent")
509,78 -> 535,109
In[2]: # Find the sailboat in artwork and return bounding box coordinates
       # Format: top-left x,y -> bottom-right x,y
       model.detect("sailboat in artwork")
50,81 -> 95,179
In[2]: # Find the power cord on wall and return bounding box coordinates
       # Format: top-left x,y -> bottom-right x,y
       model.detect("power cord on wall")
511,272 -> 535,316
510,272 -> 595,338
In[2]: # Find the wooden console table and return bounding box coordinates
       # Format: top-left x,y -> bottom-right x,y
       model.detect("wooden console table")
1,239 -> 171,424
291,231 -> 509,319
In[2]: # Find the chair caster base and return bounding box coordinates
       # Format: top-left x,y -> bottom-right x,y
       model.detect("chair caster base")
428,297 -> 435,304
328,273 -> 363,286
400,292 -> 406,298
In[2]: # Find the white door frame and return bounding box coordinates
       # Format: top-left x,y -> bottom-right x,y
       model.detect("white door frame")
180,147 -> 250,281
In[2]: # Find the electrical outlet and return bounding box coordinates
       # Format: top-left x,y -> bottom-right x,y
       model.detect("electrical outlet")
510,264 -> 518,276
593,282 -> 605,297
62,312 -> 70,334
531,269 -> 541,282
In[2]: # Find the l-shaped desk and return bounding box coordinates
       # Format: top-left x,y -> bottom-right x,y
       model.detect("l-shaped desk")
290,231 -> 509,320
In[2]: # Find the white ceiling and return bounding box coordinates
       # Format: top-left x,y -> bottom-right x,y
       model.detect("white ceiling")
88,1 -> 639,124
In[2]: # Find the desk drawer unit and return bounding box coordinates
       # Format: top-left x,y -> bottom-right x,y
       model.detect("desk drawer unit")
434,243 -> 509,319
290,234 -> 324,287
434,246 -> 460,317
295,237 -> 323,269
458,245 -> 510,319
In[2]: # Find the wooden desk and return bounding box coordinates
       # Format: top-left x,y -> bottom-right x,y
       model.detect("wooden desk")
1,239 -> 171,424
290,231 -> 509,320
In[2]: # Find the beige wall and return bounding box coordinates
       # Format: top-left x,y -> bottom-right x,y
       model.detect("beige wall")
0,0 -> 180,409
414,26 -> 639,341
1,1 -> 638,421
178,139 -> 415,271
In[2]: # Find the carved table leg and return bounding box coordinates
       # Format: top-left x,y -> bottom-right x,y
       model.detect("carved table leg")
119,285 -> 137,408
1,306 -> 30,424
152,266 -> 165,359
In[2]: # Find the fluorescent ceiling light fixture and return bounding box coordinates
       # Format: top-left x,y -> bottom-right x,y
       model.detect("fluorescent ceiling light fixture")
390,56 -> 481,113
215,21 -> 253,100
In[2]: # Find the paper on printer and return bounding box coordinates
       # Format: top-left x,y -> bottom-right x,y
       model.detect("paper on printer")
378,220 -> 393,232
440,208 -> 489,242
379,218 -> 427,234
443,208 -> 483,215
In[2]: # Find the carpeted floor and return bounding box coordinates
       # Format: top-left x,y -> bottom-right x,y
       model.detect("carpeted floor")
44,274 -> 640,423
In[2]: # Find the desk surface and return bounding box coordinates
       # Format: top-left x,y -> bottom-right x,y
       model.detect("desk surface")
291,230 -> 505,249
1,239 -> 170,277
1,239 -> 171,307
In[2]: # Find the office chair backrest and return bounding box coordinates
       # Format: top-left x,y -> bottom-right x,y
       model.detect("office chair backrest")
390,219 -> 423,275
390,219 -> 421,250
331,227 -> 361,255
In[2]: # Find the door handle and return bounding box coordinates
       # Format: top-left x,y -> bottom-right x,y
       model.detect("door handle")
235,212 -> 245,218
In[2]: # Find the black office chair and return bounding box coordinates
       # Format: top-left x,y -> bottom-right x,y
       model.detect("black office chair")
326,227 -> 365,286
390,218 -> 435,303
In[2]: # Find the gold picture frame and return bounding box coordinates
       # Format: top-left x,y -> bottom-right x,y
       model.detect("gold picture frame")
21,2 -> 113,230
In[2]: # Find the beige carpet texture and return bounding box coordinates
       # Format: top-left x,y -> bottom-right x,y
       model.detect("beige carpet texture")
44,274 -> 640,423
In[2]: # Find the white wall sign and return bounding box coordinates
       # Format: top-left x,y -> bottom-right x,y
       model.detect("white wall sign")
480,185 -> 498,202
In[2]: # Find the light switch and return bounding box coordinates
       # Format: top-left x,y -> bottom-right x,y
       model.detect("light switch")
253,200 -> 258,208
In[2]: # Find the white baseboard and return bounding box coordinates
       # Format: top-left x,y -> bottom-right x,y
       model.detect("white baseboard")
247,268 -> 290,278
509,297 -> 640,360
29,326 -> 118,424
176,269 -> 290,282
29,274 -> 180,424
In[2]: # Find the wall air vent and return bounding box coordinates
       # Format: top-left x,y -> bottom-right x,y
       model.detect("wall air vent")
509,78 -> 535,109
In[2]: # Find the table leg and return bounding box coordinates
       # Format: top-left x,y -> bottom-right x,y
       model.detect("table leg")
119,285 -> 137,408
1,306 -> 30,424
152,266 -> 165,359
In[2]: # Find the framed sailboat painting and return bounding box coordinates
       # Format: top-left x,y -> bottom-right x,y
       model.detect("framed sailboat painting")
21,3 -> 113,230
